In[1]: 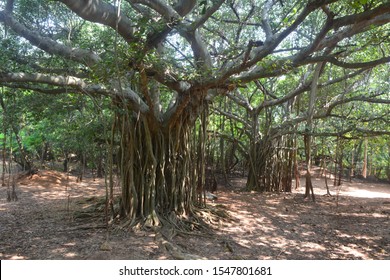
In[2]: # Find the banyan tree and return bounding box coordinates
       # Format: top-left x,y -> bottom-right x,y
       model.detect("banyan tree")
1,0 -> 390,226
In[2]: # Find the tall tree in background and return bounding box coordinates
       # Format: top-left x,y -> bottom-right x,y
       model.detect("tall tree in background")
1,0 -> 390,227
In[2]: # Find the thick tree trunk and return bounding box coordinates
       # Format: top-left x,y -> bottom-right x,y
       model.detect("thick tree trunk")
116,107 -> 206,227
246,134 -> 294,193
246,138 -> 268,192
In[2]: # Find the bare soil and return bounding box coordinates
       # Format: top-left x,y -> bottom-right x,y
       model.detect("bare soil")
1,170 -> 389,260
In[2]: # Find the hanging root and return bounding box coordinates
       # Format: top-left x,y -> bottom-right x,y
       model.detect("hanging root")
6,179 -> 18,202
12,186 -> 19,201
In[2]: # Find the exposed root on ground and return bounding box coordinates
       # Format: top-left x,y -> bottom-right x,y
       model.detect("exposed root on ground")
154,230 -> 208,260
151,204 -> 236,259
104,204 -> 235,259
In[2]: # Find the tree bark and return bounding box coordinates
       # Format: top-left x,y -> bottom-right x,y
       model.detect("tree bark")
115,98 -> 207,227
304,62 -> 324,201
362,137 -> 368,178
1,123 -> 6,186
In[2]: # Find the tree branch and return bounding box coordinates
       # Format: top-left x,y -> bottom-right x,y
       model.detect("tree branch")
296,127 -> 390,138
323,93 -> 390,117
2,83 -> 71,95
295,10 -> 334,61
332,2 -> 390,30
128,0 -> 180,20
212,106 -> 251,130
180,29 -> 212,70
212,0 -> 336,84
302,56 -> 390,69
317,11 -> 390,51
190,0 -> 225,31
140,0 -> 197,50
0,72 -> 149,113
234,50 -> 390,85
0,11 -> 100,67
206,0 -> 390,88
261,0 -> 273,40
5,0 -> 14,13
226,90 -> 253,111
173,0 -> 197,17
252,68 -> 368,114
58,0 -> 136,43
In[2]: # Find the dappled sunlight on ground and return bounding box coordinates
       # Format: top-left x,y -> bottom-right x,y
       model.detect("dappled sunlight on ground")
17,171 -> 107,202
341,186 -> 390,198
196,175 -> 390,260
0,170 -> 162,260
1,170 -> 389,259
298,176 -> 390,199
8,255 -> 27,260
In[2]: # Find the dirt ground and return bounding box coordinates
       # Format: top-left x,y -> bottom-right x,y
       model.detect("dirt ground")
1,169 -> 389,260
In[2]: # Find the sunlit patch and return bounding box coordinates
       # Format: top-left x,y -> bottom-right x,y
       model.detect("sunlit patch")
235,239 -> 253,248
342,188 -> 390,199
338,244 -> 368,259
301,231 -> 317,238
65,252 -> 77,258
52,248 -> 66,254
301,242 -> 326,251
9,255 -> 26,260
334,231 -> 352,238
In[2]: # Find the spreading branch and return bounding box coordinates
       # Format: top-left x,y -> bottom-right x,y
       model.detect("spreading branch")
58,0 -> 136,43
0,11 -> 100,67
129,0 -> 179,20
208,1 -> 390,87
0,72 -> 149,113
302,56 -> 390,69
190,0 -> 225,31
